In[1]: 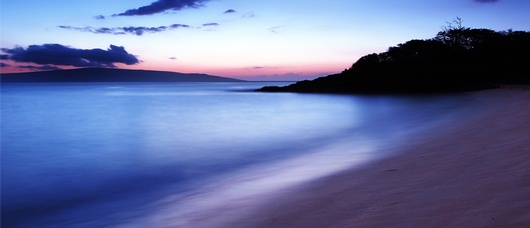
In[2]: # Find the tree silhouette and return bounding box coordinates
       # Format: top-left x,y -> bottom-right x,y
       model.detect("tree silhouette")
258,21 -> 530,94
436,17 -> 471,49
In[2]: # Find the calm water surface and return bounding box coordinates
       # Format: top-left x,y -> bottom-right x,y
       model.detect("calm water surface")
1,82 -> 472,227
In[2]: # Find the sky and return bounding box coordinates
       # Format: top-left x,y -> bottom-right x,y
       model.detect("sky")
1,0 -> 529,80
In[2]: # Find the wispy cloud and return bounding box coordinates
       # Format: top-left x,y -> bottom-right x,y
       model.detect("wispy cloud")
202,23 -> 219,27
59,24 -> 190,36
114,0 -> 211,16
223,9 -> 236,14
242,12 -> 255,18
268,26 -> 284,33
245,66 -> 276,70
1,44 -> 139,68
93,15 -> 105,20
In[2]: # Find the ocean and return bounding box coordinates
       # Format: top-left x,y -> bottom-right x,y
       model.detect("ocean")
1,82 -> 473,227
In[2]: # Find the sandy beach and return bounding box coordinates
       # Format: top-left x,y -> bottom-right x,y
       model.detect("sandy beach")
206,88 -> 530,227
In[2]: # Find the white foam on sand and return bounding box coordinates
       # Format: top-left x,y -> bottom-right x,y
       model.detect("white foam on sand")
114,138 -> 377,227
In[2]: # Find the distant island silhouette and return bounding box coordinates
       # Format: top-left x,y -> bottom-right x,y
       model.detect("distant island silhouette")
258,21 -> 530,94
0,68 -> 243,83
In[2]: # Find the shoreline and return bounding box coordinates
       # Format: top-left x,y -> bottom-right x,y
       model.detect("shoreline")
214,88 -> 530,227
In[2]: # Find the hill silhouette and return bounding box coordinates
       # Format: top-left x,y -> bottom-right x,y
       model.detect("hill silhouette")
0,68 -> 243,83
258,24 -> 530,94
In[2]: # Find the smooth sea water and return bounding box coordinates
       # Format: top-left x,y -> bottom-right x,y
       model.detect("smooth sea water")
1,82 -> 473,227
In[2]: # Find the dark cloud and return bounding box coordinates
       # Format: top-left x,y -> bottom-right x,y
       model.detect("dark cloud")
122,26 -> 172,35
202,23 -> 219,27
59,24 -> 190,36
474,0 -> 499,3
169,57 -> 177,60
114,0 -> 211,16
224,9 -> 236,14
0,54 -> 9,60
94,15 -> 106,20
1,44 -> 139,68
0,62 -> 9,67
170,24 -> 190,29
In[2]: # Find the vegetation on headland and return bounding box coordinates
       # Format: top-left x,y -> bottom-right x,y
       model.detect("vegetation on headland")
258,18 -> 530,94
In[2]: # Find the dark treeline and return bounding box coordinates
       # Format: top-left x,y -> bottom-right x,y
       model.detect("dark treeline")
259,20 -> 530,94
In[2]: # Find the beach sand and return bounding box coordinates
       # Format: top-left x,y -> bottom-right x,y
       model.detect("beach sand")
208,88 -> 530,227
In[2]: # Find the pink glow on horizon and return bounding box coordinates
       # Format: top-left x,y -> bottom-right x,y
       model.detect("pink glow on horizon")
0,62 -> 347,81
123,62 -> 347,80
0,42 -> 365,80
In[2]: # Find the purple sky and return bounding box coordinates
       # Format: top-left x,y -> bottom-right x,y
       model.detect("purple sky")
1,0 -> 529,80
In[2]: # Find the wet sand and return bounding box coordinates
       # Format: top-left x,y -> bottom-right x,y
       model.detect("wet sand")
216,88 -> 530,227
